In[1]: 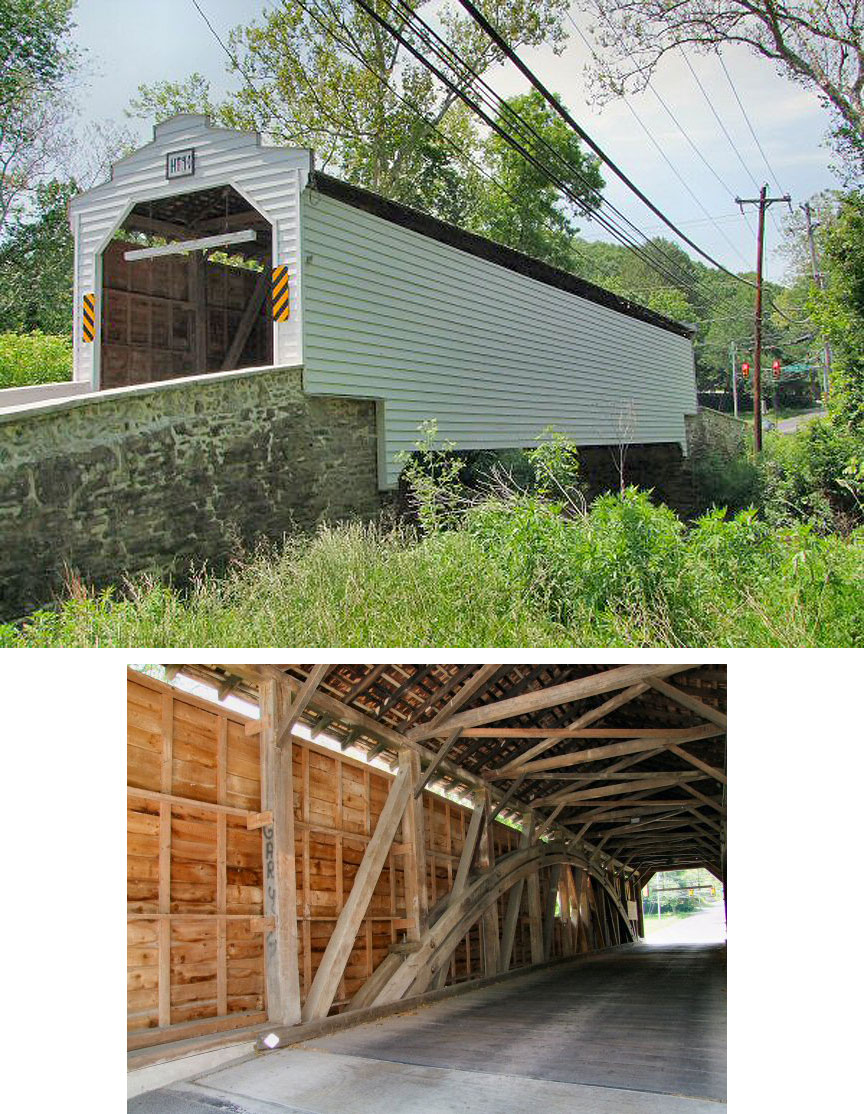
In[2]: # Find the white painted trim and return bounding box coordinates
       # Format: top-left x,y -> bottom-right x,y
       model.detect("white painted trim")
0,379 -> 91,410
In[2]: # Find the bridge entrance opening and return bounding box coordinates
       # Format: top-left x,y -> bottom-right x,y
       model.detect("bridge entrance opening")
100,185 -> 273,389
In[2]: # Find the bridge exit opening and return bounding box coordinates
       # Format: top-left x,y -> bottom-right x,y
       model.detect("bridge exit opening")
642,867 -> 726,945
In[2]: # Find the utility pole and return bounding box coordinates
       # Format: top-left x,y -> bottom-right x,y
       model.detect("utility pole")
737,185 -> 792,452
729,339 -> 738,418
802,202 -> 832,401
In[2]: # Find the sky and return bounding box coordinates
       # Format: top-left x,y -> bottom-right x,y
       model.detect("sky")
69,0 -> 844,283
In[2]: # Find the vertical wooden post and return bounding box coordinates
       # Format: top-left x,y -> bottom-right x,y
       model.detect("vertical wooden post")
216,715 -> 228,1016
260,679 -> 301,1026
430,791 -> 486,991
157,692 -> 173,1028
524,811 -> 544,965
500,814 -> 534,972
542,863 -> 561,961
399,750 -> 428,940
191,252 -> 209,374
477,787 -> 500,975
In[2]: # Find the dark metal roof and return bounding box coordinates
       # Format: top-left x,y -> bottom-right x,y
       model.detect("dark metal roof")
308,172 -> 696,341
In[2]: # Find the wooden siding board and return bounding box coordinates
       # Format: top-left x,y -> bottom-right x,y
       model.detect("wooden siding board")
301,191 -> 697,485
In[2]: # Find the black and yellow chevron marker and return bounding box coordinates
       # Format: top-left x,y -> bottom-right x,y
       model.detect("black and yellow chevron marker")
272,266 -> 290,322
82,292 -> 96,343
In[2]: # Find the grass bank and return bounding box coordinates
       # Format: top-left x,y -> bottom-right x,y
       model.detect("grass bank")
3,489 -> 861,648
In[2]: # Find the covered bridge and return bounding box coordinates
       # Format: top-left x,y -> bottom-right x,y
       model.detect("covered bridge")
128,661 -> 726,1112
54,113 -> 695,488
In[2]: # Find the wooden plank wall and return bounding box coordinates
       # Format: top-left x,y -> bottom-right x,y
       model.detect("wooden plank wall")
128,672 -> 623,1048
103,240 -> 271,389
128,672 -> 267,1047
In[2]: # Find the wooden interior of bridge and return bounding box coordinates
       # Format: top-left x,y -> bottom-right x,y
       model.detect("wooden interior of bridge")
127,663 -> 726,1051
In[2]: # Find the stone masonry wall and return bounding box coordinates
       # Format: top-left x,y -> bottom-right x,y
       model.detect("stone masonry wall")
0,367 -> 380,619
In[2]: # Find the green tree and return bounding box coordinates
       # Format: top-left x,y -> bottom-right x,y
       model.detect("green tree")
131,0 -> 569,222
0,0 -> 78,231
810,190 -> 864,427
0,178 -> 76,333
472,89 -> 603,268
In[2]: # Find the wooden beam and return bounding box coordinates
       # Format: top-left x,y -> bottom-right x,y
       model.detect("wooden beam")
414,729 -> 461,798
487,773 -> 526,824
191,252 -> 208,374
124,229 -> 257,261
500,816 -> 534,971
477,788 -> 500,976
301,761 -> 413,1021
157,693 -> 173,1028
508,724 -> 723,777
275,665 -> 329,749
524,812 -> 544,964
493,682 -> 653,772
534,803 -> 565,840
430,791 -> 486,991
683,783 -> 727,814
259,679 -> 301,1026
648,677 -> 727,729
407,663 -> 502,740
667,743 -> 727,785
400,750 -> 428,940
410,664 -> 699,741
246,810 -> 274,830
533,771 -> 703,807
466,726 -> 709,739
345,663 -> 389,703
221,272 -> 268,372
542,863 -> 562,961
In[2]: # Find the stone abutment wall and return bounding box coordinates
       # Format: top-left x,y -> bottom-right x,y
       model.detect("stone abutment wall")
0,366 -> 380,619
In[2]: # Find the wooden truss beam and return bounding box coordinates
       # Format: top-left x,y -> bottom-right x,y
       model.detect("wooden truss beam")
532,771 -> 704,807
492,682 -> 652,773
409,664 -> 700,741
667,743 -> 727,785
648,677 -> 727,729
275,665 -> 329,749
301,761 -> 414,1022
500,817 -> 535,972
406,664 -> 502,740
501,723 -> 723,777
221,270 -> 268,370
414,729 -> 462,798
124,229 -> 258,261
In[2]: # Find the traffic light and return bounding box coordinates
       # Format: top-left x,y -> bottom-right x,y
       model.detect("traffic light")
741,361 -> 750,379
772,358 -> 781,379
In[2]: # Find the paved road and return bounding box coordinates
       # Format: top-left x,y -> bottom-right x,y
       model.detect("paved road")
775,407 -> 825,433
645,904 -> 727,946
130,944 -> 726,1114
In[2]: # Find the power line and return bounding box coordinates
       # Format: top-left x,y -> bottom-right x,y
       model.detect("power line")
359,0 -> 710,295
718,55 -> 785,197
386,0 -> 708,295
566,15 -> 750,270
450,0 -> 757,288
683,51 -> 783,240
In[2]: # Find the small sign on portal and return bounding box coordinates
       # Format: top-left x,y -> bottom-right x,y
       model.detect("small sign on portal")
166,148 -> 195,179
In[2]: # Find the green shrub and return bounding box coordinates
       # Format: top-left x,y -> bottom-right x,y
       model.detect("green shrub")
691,448 -> 761,514
0,331 -> 72,389
758,419 -> 864,533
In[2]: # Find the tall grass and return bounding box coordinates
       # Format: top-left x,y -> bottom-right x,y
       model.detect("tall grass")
3,490 -> 861,648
